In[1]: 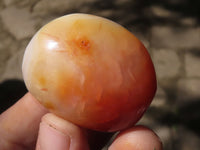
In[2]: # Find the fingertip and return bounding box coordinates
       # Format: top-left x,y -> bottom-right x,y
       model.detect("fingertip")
36,118 -> 70,150
109,125 -> 163,150
41,113 -> 83,137
36,113 -> 89,150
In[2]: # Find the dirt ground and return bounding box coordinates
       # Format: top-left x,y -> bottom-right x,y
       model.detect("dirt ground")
0,0 -> 200,149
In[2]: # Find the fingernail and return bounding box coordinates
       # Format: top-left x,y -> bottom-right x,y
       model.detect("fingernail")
36,121 -> 70,150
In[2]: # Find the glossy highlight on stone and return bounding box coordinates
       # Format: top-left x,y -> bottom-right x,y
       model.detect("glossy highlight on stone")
22,13 -> 157,132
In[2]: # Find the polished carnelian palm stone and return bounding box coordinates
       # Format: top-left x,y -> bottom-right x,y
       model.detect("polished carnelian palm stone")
22,14 -> 157,132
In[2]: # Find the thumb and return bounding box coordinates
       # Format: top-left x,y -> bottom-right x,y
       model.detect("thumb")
36,113 -> 89,150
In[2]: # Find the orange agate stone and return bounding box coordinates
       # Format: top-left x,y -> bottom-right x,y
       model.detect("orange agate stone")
22,14 -> 156,132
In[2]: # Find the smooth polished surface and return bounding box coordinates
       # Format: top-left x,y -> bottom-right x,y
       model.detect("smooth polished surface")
22,14 -> 156,132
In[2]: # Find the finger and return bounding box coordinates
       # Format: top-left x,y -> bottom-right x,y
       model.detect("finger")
0,93 -> 48,150
36,113 -> 89,150
108,125 -> 163,150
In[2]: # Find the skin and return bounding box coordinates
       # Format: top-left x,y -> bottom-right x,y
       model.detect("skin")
0,93 -> 163,150
22,14 -> 157,131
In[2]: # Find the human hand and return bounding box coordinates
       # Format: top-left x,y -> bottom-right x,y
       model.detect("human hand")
0,93 -> 162,150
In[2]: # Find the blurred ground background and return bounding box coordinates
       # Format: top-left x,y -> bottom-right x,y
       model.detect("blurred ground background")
0,0 -> 200,149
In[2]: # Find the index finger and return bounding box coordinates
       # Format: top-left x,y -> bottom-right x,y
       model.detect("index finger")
0,93 -> 48,150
